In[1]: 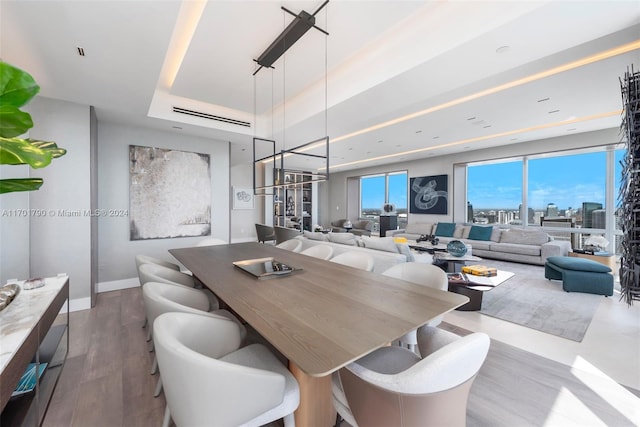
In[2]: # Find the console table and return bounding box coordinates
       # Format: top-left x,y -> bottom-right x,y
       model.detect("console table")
1,275 -> 69,426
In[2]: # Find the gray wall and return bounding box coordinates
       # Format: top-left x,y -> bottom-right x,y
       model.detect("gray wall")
327,127 -> 622,226
230,163 -> 261,242
0,164 -> 30,284
28,97 -> 92,305
97,122 -> 230,284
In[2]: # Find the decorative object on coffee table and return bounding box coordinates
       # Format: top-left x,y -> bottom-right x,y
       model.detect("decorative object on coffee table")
447,240 -> 467,257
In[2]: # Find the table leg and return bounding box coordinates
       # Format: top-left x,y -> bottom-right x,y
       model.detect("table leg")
288,362 -> 336,426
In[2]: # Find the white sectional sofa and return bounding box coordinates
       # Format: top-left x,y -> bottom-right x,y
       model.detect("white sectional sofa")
295,232 -> 413,274
390,222 -> 571,266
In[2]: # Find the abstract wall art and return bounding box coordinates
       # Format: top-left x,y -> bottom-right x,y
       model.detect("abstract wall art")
409,174 -> 448,214
232,187 -> 254,210
129,145 -> 211,240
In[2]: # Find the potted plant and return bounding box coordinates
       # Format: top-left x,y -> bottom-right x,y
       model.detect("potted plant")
0,61 -> 66,194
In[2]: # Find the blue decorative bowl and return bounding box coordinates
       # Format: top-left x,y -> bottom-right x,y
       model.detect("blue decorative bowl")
447,240 -> 467,257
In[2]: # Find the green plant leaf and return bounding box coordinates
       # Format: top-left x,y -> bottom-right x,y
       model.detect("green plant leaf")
0,137 -> 53,168
0,104 -> 34,137
0,178 -> 44,194
28,139 -> 67,158
0,61 -> 40,108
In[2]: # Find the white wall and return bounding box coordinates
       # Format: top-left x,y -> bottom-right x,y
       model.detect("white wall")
0,164 -> 30,283
230,163 -> 261,242
97,122 -> 230,284
27,97 -> 92,305
328,128 -> 622,225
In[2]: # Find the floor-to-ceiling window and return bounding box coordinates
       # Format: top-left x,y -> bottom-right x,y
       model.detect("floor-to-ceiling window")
465,145 -> 624,255
360,171 -> 408,232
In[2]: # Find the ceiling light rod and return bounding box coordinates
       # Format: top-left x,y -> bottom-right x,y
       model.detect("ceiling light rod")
252,0 -> 329,75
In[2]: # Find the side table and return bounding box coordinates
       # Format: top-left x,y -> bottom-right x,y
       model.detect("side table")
568,251 -> 617,275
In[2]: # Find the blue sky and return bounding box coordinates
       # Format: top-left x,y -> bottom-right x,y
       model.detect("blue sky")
468,150 -> 624,210
361,149 -> 624,211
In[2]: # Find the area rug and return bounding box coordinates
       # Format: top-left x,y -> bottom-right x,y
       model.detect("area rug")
478,260 -> 603,342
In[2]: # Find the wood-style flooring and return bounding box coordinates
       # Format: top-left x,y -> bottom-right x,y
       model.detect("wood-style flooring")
41,288 -> 639,427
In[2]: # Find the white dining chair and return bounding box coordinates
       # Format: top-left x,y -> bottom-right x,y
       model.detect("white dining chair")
382,262 -> 449,350
138,263 -> 196,288
330,251 -> 375,272
276,239 -> 303,252
142,282 -> 246,399
154,312 -> 300,427
333,326 -> 490,427
300,244 -> 334,260
135,254 -> 180,272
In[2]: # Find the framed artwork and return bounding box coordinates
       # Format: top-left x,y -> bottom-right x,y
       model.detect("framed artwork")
233,187 -> 254,210
129,145 -> 211,240
409,174 -> 448,214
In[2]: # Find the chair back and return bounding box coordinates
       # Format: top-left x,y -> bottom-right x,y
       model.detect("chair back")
300,244 -> 334,260
330,251 -> 375,272
135,254 -> 180,271
196,238 -> 227,247
153,312 -> 289,426
382,263 -> 448,327
340,332 -> 490,427
274,226 -> 302,244
276,239 -> 303,252
142,282 -> 211,331
138,263 -> 195,288
255,224 -> 276,243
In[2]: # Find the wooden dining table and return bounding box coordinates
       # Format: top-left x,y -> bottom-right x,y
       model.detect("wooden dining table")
170,242 -> 469,426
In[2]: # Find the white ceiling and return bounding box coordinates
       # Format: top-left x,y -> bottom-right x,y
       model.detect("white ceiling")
1,1 -> 639,172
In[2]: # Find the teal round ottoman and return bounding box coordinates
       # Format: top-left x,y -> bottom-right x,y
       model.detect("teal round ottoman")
544,256 -> 613,296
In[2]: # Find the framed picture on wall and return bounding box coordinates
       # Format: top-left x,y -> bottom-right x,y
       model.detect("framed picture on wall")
409,174 -> 448,214
232,187 -> 254,210
129,145 -> 211,240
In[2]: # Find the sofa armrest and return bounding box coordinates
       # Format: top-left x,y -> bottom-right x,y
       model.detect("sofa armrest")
541,240 -> 571,262
389,229 -> 405,236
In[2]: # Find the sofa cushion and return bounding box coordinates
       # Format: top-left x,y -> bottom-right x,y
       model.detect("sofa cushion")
463,239 -> 492,251
434,222 -> 456,237
491,242 -> 541,257
490,227 -> 503,242
405,223 -> 434,235
546,256 -> 611,273
453,225 -> 471,239
361,236 -> 399,253
303,231 -> 329,241
500,229 -> 549,246
468,225 -> 493,241
328,232 -> 357,246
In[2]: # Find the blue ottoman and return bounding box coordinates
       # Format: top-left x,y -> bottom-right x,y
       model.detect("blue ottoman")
545,256 -> 613,296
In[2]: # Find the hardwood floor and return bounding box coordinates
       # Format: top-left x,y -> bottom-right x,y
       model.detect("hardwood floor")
42,287 -> 639,427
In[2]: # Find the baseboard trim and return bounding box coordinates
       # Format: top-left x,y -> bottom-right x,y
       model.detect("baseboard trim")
62,297 -> 91,313
98,277 -> 140,293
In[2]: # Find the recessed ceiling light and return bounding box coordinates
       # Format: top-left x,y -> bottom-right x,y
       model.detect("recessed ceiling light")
77,46 -> 86,56
510,138 -> 518,141
377,140 -> 383,143
415,130 -> 422,134
467,117 -> 476,121
483,125 -> 492,128
567,128 -> 577,131
433,136 -> 440,139
395,144 -> 401,147
537,97 -> 550,102
548,110 -> 560,114
172,126 -> 182,129
496,46 -> 510,54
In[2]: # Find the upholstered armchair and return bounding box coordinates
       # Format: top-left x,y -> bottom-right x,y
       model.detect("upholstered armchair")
331,219 -> 373,236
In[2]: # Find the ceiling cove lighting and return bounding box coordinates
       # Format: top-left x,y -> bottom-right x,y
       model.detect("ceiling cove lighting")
253,1 -> 330,195
329,110 -> 621,170
328,40 -> 640,145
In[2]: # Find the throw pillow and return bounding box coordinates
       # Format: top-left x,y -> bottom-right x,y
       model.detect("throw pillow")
490,227 -> 502,242
468,225 -> 493,241
434,222 -> 456,237
405,223 -> 434,235
453,224 -> 471,239
395,243 -> 415,262
361,236 -> 399,253
303,231 -> 329,241
328,232 -> 357,246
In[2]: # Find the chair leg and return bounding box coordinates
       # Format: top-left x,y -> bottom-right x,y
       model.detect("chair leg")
151,355 -> 158,375
142,316 -> 147,329
334,413 -> 343,427
162,404 -> 171,427
146,325 -> 152,342
149,340 -> 154,353
283,412 -> 295,427
154,376 -> 163,397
